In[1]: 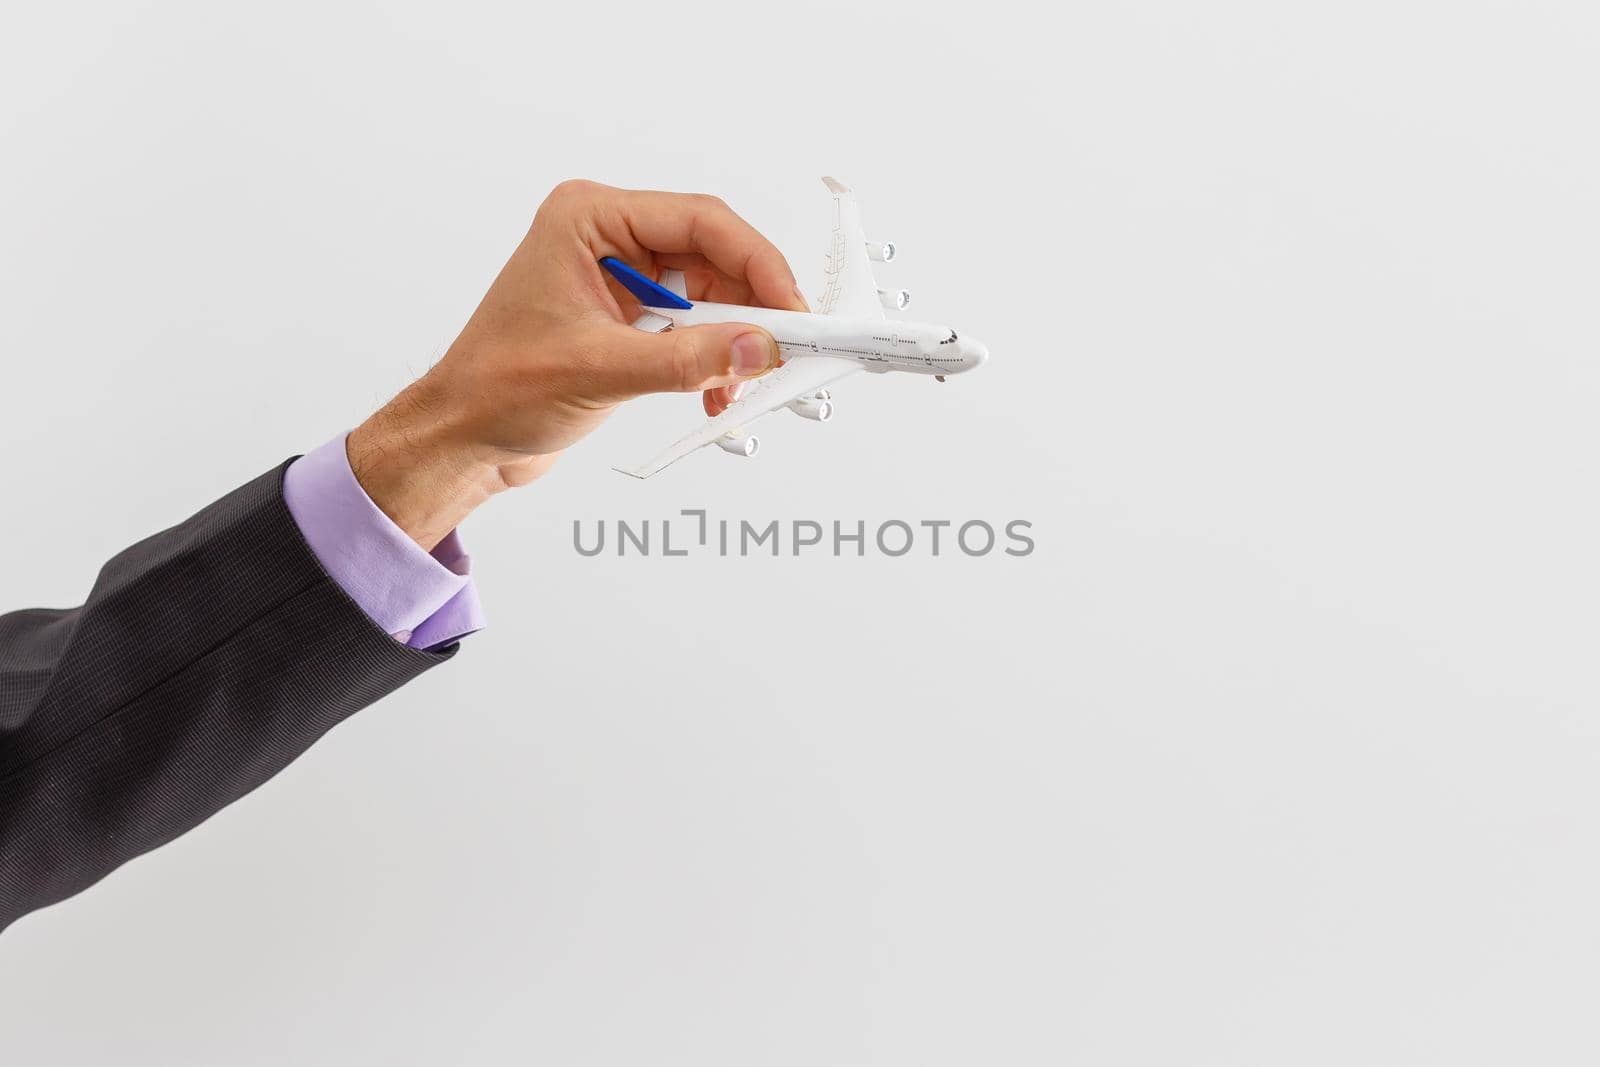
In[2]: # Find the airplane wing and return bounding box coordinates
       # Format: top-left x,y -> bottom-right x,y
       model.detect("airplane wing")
613,355 -> 861,479
817,176 -> 885,320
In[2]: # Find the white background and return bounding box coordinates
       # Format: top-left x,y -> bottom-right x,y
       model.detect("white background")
2,1 -> 1598,1063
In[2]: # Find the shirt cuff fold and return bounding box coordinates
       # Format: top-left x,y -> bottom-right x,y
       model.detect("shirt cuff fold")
282,434 -> 484,649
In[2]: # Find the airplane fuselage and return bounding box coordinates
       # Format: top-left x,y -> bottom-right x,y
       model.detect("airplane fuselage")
663,303 -> 990,376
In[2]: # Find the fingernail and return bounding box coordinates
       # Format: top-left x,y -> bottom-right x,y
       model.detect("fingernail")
728,381 -> 746,402
793,284 -> 812,312
731,332 -> 775,376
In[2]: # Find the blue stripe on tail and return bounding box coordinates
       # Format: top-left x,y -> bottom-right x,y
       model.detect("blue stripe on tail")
599,257 -> 693,310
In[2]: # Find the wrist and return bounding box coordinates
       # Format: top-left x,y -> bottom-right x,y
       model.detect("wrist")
347,379 -> 506,552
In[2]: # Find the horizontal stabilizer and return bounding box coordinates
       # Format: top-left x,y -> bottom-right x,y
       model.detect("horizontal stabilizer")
630,311 -> 674,333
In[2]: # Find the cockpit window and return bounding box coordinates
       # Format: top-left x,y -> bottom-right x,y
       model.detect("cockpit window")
940,329 -> 957,344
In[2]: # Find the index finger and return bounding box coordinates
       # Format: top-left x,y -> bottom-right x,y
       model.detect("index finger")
601,189 -> 807,313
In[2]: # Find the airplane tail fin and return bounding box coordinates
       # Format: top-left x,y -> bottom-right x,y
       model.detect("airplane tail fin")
600,257 -> 693,310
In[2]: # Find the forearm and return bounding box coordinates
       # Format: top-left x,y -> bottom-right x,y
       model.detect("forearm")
345,374 -> 510,552
0,462 -> 450,931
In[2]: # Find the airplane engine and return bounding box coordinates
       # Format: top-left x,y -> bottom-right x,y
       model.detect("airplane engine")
716,432 -> 759,457
877,288 -> 912,311
787,394 -> 834,422
865,240 -> 896,262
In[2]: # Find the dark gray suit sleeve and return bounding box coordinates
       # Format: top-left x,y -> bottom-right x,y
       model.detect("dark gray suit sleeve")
0,460 -> 453,932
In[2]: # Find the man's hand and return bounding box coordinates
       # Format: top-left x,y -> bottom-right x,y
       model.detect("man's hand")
346,179 -> 808,549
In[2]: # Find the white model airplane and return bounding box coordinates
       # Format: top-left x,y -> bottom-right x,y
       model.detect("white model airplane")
604,176 -> 989,478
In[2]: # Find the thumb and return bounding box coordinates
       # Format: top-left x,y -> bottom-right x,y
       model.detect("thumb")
598,321 -> 780,400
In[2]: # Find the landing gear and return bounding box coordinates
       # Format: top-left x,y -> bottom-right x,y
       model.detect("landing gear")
935,375 -> 946,382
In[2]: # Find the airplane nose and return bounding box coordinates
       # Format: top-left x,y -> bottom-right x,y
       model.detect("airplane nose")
965,338 -> 990,367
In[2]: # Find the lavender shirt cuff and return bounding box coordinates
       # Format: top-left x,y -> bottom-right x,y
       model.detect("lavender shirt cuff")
282,434 -> 485,650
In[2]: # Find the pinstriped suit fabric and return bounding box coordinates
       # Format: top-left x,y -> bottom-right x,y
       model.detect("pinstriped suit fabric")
0,461 -> 451,932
